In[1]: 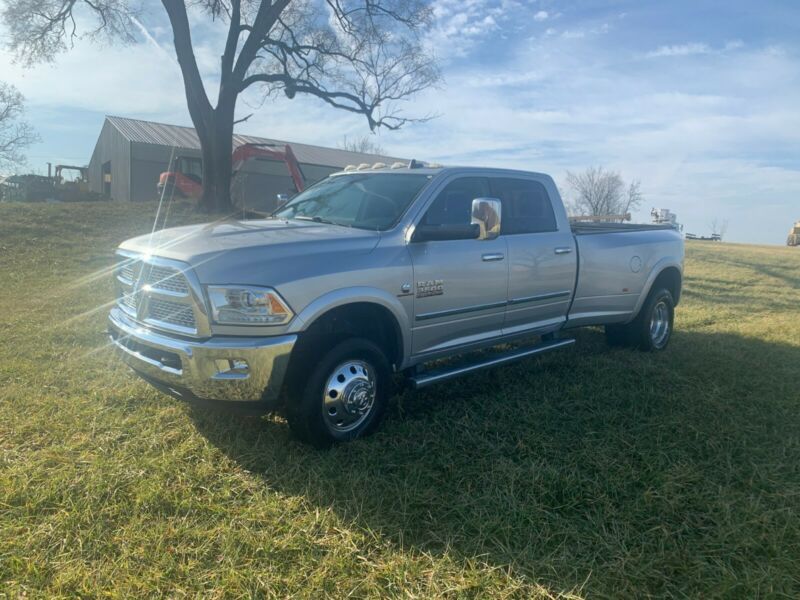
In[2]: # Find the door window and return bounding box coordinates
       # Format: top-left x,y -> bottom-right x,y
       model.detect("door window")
490,178 -> 557,234
421,177 -> 491,227
179,157 -> 203,183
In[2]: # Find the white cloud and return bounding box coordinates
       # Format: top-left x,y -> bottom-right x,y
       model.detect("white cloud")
533,11 -> 549,22
428,0 -> 516,59
645,40 -> 744,59
646,43 -> 711,58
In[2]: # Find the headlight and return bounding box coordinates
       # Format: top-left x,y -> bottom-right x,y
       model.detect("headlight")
206,286 -> 293,325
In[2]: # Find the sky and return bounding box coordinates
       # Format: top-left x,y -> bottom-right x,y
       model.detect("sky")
1,0 -> 799,245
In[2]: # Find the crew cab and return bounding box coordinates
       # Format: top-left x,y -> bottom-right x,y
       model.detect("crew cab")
108,165 -> 684,446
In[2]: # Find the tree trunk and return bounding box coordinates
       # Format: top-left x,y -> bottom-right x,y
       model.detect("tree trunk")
162,0 -> 237,214
198,104 -> 235,213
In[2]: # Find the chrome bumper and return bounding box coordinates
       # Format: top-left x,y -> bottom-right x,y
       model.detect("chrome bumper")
108,307 -> 296,404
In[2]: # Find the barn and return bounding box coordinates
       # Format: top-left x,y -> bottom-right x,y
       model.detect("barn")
88,116 -> 404,211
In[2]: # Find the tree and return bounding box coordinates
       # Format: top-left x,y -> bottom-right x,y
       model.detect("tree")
2,0 -> 440,211
709,218 -> 729,240
339,134 -> 385,155
0,82 -> 38,172
565,166 -> 643,220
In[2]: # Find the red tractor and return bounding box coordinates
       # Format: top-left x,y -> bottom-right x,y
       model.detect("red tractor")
157,143 -> 306,201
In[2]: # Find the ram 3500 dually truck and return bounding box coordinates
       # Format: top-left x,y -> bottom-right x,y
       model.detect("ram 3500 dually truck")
109,166 -> 684,446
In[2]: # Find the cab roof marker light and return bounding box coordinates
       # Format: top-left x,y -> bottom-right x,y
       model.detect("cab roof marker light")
371,162 -> 387,169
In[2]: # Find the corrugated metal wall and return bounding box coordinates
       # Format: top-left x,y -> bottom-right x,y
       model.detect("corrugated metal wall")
129,141 -> 337,207
90,118 -> 378,203
88,120 -> 131,201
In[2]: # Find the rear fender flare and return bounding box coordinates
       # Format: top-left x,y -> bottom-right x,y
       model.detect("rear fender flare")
631,258 -> 683,319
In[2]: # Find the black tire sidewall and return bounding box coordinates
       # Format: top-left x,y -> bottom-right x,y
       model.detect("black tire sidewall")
638,288 -> 675,351
287,338 -> 391,447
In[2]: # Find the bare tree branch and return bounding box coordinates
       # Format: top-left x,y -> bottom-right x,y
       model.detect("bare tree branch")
0,82 -> 39,171
339,134 -> 384,155
565,167 -> 643,220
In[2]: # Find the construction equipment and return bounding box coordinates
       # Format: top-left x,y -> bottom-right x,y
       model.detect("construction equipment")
157,143 -> 306,201
54,164 -> 88,185
787,221 -> 800,246
53,165 -> 91,201
651,208 -> 683,230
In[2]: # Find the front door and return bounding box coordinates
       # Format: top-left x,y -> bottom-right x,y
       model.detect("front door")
408,177 -> 509,356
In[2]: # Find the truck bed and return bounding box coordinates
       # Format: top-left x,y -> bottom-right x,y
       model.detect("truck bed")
571,222 -> 676,235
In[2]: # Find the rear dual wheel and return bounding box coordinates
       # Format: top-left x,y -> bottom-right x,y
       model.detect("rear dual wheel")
605,287 -> 675,351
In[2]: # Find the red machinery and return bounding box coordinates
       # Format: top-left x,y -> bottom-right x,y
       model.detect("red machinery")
157,143 -> 306,200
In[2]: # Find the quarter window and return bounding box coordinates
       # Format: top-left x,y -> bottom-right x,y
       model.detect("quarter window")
490,178 -> 557,234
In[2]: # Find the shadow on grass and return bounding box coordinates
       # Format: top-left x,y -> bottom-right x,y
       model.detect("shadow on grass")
188,329 -> 800,597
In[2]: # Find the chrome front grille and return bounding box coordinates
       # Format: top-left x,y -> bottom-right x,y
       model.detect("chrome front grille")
115,252 -> 205,336
120,262 -> 137,283
146,298 -> 196,329
121,291 -> 138,311
142,265 -> 190,295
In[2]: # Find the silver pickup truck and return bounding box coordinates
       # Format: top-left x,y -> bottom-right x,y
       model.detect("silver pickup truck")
109,165 -> 684,446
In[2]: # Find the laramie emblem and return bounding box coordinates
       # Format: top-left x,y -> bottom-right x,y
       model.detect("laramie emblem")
416,279 -> 444,297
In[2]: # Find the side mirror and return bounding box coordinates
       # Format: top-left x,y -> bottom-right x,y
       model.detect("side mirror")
471,198 -> 502,240
412,223 -> 480,242
275,193 -> 289,208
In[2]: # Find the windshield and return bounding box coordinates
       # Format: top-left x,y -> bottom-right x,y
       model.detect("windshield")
273,173 -> 432,231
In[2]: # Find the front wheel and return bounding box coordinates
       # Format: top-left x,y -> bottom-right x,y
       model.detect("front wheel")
285,338 -> 391,447
605,287 -> 675,351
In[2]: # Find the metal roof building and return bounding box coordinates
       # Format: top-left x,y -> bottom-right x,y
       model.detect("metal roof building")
88,116 -> 404,210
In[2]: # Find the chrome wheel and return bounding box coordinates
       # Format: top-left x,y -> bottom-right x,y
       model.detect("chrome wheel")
322,360 -> 376,433
649,300 -> 671,348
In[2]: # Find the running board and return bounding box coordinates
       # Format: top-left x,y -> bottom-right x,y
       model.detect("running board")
408,338 -> 575,389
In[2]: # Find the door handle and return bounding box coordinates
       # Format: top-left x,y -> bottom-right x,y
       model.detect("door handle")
554,247 -> 573,255
482,252 -> 505,262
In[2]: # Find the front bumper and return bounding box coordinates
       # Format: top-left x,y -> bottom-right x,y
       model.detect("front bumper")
108,307 -> 296,404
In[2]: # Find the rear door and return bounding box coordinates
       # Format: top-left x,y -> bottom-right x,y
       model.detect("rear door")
490,177 -> 577,335
408,176 -> 509,356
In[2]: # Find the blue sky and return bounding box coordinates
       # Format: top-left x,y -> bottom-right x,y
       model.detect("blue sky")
2,0 -> 799,244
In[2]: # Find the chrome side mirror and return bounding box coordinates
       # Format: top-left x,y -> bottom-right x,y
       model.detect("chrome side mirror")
471,197 -> 502,240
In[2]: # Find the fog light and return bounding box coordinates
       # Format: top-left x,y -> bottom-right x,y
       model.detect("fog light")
214,358 -> 249,376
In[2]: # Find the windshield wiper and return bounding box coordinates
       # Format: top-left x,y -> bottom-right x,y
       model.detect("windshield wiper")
294,215 -> 339,226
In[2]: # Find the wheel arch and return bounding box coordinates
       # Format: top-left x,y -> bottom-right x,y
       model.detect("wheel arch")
288,287 -> 410,369
632,260 -> 683,318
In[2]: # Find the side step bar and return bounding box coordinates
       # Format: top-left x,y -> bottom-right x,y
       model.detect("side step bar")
408,338 -> 575,389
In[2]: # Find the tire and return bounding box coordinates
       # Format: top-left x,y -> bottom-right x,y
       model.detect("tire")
605,287 -> 675,352
285,338 -> 391,448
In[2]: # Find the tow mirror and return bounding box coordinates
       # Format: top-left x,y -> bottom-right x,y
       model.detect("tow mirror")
471,197 -> 502,240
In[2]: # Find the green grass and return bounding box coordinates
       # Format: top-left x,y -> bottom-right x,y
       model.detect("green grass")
1,201 -> 799,598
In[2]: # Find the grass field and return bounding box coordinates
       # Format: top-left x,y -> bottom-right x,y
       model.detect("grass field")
1,202 -> 799,598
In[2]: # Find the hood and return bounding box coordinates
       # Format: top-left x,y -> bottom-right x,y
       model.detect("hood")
119,218 -> 381,286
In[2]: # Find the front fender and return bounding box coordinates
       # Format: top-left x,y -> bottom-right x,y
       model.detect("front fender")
286,286 -> 412,366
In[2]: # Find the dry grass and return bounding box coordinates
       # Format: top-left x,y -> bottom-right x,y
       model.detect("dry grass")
1,202 -> 799,598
